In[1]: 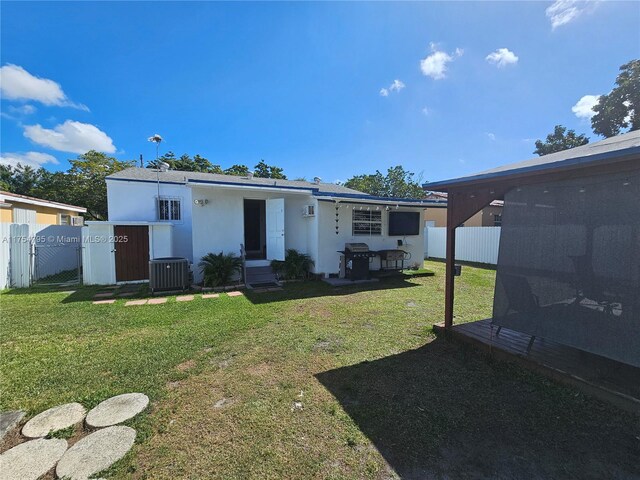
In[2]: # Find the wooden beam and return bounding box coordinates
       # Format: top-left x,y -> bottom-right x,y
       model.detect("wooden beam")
443,188 -> 505,329
444,224 -> 456,328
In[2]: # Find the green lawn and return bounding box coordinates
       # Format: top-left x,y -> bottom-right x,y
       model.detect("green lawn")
1,261 -> 638,479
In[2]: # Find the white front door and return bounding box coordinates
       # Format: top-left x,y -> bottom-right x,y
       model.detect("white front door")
266,198 -> 285,261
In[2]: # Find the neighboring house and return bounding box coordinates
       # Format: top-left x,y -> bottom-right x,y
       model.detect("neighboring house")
0,191 -> 86,225
82,167 -> 445,284
423,191 -> 503,227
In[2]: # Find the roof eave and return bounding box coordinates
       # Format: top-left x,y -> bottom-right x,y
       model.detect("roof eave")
423,145 -> 640,192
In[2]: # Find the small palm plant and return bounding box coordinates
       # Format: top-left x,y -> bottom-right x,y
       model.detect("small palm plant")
271,249 -> 314,280
199,252 -> 243,287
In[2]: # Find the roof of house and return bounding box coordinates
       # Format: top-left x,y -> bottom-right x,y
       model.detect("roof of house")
424,129 -> 640,191
108,167 -> 365,194
423,191 -> 503,207
0,191 -> 87,213
108,167 -> 445,206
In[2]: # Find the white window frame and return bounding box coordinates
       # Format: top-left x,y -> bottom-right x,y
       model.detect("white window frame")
157,196 -> 182,222
352,209 -> 382,236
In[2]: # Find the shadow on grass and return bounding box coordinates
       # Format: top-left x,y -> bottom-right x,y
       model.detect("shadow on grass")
244,277 -> 421,304
315,337 -> 640,480
2,277 -> 423,305
1,283 -> 145,304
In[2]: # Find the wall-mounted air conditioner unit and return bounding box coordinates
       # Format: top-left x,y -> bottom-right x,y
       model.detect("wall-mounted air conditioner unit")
302,205 -> 315,217
70,216 -> 84,226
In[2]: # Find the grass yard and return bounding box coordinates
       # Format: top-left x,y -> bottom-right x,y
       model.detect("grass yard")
1,261 -> 638,479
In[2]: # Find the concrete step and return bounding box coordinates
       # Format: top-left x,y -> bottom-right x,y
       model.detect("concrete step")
246,266 -> 274,275
247,274 -> 278,284
245,265 -> 280,289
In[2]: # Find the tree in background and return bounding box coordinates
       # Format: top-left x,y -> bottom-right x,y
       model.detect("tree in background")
224,164 -> 250,176
0,164 -> 41,194
533,125 -> 589,156
147,152 -> 223,174
59,151 -> 136,220
591,59 -> 640,138
253,160 -> 287,179
145,153 -> 288,179
1,151 -> 135,220
344,166 -> 425,198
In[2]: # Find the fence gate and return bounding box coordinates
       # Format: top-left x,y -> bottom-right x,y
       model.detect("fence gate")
32,241 -> 82,286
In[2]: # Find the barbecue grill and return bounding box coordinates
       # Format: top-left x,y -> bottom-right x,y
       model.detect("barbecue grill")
338,243 -> 378,280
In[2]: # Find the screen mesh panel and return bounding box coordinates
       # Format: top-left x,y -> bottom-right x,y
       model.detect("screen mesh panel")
492,169 -> 640,367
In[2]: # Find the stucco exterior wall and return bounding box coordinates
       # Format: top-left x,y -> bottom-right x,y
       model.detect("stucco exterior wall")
0,201 -> 81,225
0,209 -> 12,223
424,207 -> 447,227
316,201 -> 425,275
107,179 -> 193,260
424,205 -> 502,227
190,186 -> 316,282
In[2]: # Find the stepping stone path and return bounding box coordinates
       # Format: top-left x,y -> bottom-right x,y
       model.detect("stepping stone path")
125,299 -> 147,306
86,393 -> 149,428
227,291 -> 243,297
176,295 -> 195,302
202,293 -> 219,299
0,410 -> 25,441
56,426 -> 136,480
148,297 -> 167,304
0,438 -> 68,480
93,299 -> 116,305
22,402 -> 86,438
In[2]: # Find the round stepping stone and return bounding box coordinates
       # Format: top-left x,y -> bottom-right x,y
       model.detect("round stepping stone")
85,393 -> 149,428
0,438 -> 67,480
22,402 -> 86,438
56,426 -> 136,480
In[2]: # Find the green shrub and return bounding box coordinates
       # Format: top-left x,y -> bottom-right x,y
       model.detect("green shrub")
271,249 -> 314,280
199,252 -> 243,287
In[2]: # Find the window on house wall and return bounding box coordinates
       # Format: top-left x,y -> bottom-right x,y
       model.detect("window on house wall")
352,209 -> 382,235
158,197 -> 181,221
493,214 -> 502,227
60,214 -> 71,225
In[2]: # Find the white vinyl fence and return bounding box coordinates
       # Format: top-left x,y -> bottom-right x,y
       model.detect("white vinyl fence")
0,223 -> 82,289
424,226 -> 501,265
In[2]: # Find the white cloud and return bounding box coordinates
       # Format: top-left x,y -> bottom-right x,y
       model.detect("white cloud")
1,104 -> 38,121
0,64 -> 88,110
546,1 -> 597,29
420,43 -> 463,80
422,107 -> 430,116
486,132 -> 496,141
485,48 -> 519,67
572,94 -> 600,119
23,120 -> 116,154
10,104 -> 37,115
0,151 -> 59,168
379,79 -> 405,97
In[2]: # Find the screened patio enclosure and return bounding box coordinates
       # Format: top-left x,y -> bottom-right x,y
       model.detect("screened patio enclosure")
424,130 -> 640,370
493,169 -> 639,367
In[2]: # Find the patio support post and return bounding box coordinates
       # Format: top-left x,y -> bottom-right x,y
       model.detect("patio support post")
444,223 -> 456,328
442,189 -> 505,329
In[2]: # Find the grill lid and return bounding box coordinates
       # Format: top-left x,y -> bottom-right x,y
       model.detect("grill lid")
345,242 -> 370,252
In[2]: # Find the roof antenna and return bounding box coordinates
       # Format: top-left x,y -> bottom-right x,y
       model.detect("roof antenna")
139,154 -> 143,168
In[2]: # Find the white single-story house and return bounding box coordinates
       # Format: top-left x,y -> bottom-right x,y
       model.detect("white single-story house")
82,167 -> 445,285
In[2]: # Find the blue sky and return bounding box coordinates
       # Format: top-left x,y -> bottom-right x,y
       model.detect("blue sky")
1,1 -> 639,184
